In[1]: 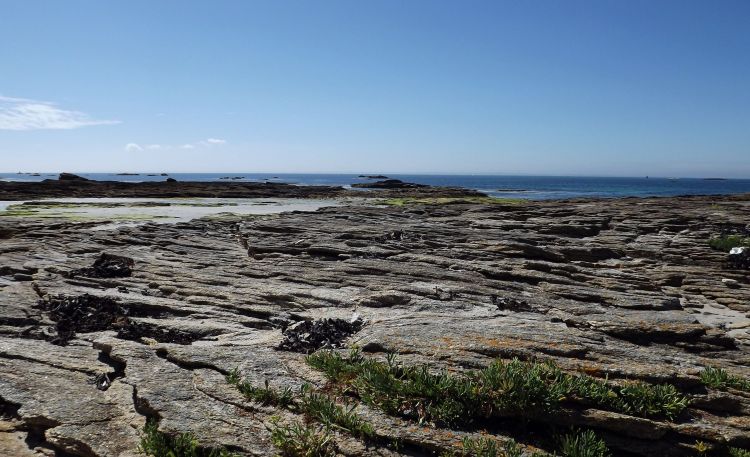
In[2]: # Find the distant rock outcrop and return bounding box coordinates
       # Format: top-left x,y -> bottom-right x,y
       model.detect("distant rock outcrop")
0,176 -> 481,200
58,172 -> 89,181
352,178 -> 428,189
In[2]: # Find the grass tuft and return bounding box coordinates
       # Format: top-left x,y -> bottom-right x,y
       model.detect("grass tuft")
616,382 -> 689,420
459,436 -> 524,457
699,366 -> 750,392
227,368 -> 374,447
298,385 -> 375,438
270,420 -> 337,457
730,448 -> 750,457
226,369 -> 295,408
557,429 -> 610,457
139,419 -> 236,457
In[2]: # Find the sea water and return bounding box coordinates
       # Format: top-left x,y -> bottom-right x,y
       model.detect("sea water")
3,173 -> 750,200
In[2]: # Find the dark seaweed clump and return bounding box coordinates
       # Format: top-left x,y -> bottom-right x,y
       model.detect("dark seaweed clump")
37,293 -> 126,345
117,320 -> 203,345
277,317 -> 364,354
36,293 -> 202,345
70,253 -> 135,278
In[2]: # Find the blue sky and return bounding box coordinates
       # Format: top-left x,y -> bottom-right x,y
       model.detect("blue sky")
1,0 -> 748,177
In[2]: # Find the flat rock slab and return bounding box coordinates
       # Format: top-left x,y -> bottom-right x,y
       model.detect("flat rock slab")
0,194 -> 749,456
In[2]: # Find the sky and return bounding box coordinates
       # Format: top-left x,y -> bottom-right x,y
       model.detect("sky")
0,0 -> 748,177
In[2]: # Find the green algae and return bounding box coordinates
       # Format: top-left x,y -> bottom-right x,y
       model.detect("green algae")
6,201 -> 238,210
0,210 -> 171,221
381,196 -> 524,206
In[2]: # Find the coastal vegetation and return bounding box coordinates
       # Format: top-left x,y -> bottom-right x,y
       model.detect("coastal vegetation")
441,436 -> 530,457
226,365 -> 620,457
270,420 -> 337,457
224,350 -> 694,456
708,235 -> 750,251
139,420 -> 236,457
306,349 -> 689,424
225,372 -> 295,407
226,372 -> 374,439
699,366 -> 750,392
557,430 -> 610,457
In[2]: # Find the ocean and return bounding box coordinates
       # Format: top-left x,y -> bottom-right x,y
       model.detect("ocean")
3,172 -> 750,200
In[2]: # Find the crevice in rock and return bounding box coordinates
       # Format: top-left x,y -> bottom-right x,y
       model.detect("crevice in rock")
130,385 -> 160,420
154,347 -> 230,375
0,396 -> 22,420
116,320 -> 211,345
93,349 -> 126,391
0,396 -> 77,457
0,352 -> 99,377
0,315 -> 40,326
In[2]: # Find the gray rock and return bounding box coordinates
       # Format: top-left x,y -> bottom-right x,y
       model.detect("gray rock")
1,193 -> 749,456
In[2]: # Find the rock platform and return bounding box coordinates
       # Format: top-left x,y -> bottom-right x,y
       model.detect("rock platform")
1,194 -> 749,456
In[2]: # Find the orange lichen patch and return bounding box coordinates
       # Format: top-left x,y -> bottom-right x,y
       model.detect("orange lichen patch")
654,323 -> 705,333
402,424 -> 461,444
725,416 -> 750,428
466,334 -> 585,356
441,336 -> 456,346
579,363 -> 605,377
469,335 -> 532,349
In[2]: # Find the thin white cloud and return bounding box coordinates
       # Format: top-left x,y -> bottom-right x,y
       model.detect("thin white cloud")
0,95 -> 119,130
125,138 -> 226,152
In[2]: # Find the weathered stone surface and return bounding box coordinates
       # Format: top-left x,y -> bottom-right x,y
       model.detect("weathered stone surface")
1,194 -> 749,456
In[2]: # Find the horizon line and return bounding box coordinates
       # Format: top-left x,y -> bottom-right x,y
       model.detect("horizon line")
3,171 -> 747,180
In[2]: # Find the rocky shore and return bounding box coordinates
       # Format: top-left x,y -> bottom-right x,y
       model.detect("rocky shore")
0,174 -> 479,200
1,191 -> 750,456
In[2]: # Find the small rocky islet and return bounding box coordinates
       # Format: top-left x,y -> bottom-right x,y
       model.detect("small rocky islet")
1,175 -> 749,456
